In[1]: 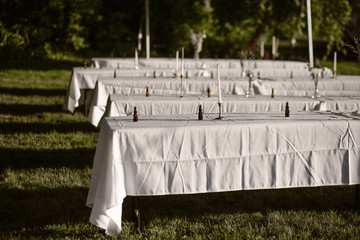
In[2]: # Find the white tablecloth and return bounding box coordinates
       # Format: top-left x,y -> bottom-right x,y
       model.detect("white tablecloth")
253,75 -> 360,96
92,58 -> 310,70
92,57 -> 202,69
87,75 -> 360,124
87,76 -> 249,122
63,67 -> 212,113
89,94 -> 360,127
86,111 -> 360,235
64,63 -> 358,114
63,67 -> 115,113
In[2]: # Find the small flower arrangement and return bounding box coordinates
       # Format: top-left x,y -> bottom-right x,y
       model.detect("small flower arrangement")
245,51 -> 255,97
306,62 -> 320,98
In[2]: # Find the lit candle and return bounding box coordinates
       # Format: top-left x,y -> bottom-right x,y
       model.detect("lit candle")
176,50 -> 179,76
217,64 -> 222,104
333,51 -> 337,72
135,48 -> 139,69
181,47 -> 184,77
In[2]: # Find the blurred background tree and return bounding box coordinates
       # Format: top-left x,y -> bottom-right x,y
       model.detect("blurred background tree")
0,0 -> 358,61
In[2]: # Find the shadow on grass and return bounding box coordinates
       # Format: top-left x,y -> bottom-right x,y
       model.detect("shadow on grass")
122,186 -> 358,227
0,104 -> 65,115
0,187 -> 91,231
0,122 -> 97,134
0,88 -> 66,97
0,148 -> 95,171
0,184 -> 357,233
0,101 -> 90,119
0,59 -> 84,71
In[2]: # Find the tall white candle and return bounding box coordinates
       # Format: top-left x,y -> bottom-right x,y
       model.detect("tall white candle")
181,47 -> 184,77
272,36 -> 276,58
176,51 -> 179,76
260,41 -> 264,58
217,64 -> 222,104
135,48 -> 138,69
307,0 -> 314,68
334,51 -> 337,71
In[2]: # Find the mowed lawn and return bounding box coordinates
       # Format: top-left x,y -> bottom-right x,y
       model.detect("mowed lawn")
0,60 -> 360,239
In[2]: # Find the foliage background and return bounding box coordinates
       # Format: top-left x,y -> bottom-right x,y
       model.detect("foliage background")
0,0 -> 359,61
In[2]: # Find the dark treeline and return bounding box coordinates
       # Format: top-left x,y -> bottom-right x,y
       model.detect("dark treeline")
1,0 -> 360,60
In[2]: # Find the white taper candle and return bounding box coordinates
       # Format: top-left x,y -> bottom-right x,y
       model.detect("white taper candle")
181,47 -> 184,77
272,36 -> 276,57
217,64 -> 222,104
260,41 -> 264,58
176,51 -> 179,76
135,48 -> 138,69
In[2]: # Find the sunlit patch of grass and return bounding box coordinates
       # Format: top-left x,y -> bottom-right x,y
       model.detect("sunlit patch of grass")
1,167 -> 92,190
0,128 -> 98,150
0,69 -> 70,89
0,94 -> 64,105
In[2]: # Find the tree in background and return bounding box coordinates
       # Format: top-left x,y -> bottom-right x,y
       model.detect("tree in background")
0,0 -> 355,60
208,0 -> 352,59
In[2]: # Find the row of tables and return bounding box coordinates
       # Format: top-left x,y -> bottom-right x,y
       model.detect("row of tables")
67,58 -> 360,235
83,75 -> 360,126
92,57 -> 311,69
63,59 -> 334,114
90,94 -> 360,127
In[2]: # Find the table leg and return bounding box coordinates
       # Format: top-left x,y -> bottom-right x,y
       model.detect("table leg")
132,196 -> 141,231
84,89 -> 89,116
356,185 -> 360,209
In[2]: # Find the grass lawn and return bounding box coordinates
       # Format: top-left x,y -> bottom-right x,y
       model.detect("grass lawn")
0,59 -> 359,239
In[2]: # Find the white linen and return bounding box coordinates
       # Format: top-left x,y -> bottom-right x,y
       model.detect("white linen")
64,63 -> 359,114
63,67 -> 211,113
63,67 -> 115,113
220,67 -> 332,78
86,111 -> 360,235
318,96 -> 360,111
93,57 -> 204,69
92,58 -> 310,71
93,58 -> 135,69
88,94 -> 360,127
253,75 -> 360,96
88,76 -> 249,122
87,75 -> 360,125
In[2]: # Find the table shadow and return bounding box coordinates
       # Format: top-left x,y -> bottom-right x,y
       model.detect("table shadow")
122,186 -> 358,227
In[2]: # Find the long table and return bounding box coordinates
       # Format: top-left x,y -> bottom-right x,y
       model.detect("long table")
89,94 -> 360,127
86,75 -> 360,125
63,63 -> 340,114
86,111 -> 360,235
87,76 -> 249,122
253,75 -> 360,96
92,57 -> 310,70
63,68 -> 212,113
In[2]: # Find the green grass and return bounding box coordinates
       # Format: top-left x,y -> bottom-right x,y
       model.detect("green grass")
0,59 -> 360,239
322,60 -> 360,75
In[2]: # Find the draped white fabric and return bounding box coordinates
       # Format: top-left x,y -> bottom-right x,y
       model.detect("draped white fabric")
86,75 -> 360,125
253,75 -> 360,96
88,94 -> 360,127
63,68 -> 115,113
86,111 -> 360,235
92,57 -> 310,70
88,76 -> 248,116
63,68 -> 214,113
63,61 -> 340,113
